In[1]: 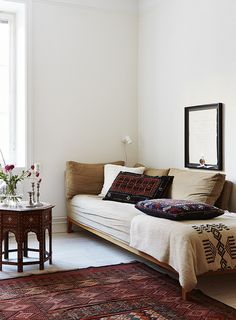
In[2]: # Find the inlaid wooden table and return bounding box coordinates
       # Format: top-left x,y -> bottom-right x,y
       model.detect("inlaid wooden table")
0,203 -> 54,272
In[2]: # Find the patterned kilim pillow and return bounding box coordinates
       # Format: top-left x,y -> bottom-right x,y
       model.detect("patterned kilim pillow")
103,172 -> 173,204
135,199 -> 224,220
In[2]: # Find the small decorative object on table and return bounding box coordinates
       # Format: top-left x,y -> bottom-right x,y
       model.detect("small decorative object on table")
31,182 -> 35,203
26,191 -> 35,208
0,150 -> 42,208
0,164 -> 34,207
26,168 -> 42,207
35,179 -> 43,207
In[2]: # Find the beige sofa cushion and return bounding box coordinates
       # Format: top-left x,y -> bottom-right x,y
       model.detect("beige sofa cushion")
134,163 -> 169,176
66,160 -> 124,200
168,168 -> 225,205
215,180 -> 233,210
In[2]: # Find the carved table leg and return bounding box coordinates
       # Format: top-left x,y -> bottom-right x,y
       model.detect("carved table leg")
0,236 -> 2,271
39,230 -> 45,270
49,224 -> 52,265
17,238 -> 23,272
24,233 -> 28,257
4,232 -> 9,259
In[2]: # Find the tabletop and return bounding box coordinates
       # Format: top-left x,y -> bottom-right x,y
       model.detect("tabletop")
0,202 -> 54,212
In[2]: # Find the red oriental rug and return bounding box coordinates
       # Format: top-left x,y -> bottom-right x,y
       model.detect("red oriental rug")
0,262 -> 235,319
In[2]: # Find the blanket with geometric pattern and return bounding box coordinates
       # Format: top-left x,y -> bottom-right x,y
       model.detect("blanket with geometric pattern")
130,211 -> 236,291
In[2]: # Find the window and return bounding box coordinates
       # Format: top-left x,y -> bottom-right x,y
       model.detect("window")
0,2 -> 26,167
0,14 -> 14,165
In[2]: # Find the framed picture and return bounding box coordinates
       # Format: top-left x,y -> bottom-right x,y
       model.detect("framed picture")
185,103 -> 223,171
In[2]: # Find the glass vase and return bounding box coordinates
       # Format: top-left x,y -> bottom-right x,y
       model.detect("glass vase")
1,182 -> 23,207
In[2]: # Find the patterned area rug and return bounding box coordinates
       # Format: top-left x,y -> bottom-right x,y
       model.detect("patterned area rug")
0,262 -> 235,319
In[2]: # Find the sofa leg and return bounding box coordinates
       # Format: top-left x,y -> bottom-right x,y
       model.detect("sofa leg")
182,288 -> 190,300
67,219 -> 73,233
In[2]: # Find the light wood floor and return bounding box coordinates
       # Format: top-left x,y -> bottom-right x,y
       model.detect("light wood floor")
1,231 -> 236,309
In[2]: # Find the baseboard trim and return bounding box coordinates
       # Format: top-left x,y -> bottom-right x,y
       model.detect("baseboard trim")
52,216 -> 67,233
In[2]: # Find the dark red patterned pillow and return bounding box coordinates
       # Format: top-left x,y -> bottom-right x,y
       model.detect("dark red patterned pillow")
103,172 -> 173,204
135,199 -> 224,221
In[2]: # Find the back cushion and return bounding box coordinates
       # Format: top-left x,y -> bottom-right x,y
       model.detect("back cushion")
215,180 -> 233,210
66,160 -> 124,199
168,168 -> 225,205
134,163 -> 170,176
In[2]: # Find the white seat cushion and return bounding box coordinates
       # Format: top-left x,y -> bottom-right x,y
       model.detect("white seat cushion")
70,194 -> 142,242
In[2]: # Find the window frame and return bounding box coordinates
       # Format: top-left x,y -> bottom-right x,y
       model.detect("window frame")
0,1 -> 29,169
0,12 -> 17,165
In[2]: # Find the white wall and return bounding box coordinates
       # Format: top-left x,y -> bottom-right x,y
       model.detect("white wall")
138,0 -> 236,210
30,0 -> 138,229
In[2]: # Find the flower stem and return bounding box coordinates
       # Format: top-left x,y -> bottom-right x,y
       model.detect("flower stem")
0,149 -> 6,166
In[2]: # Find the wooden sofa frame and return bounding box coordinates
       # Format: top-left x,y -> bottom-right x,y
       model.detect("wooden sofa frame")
67,215 -> 236,301
65,160 -> 234,301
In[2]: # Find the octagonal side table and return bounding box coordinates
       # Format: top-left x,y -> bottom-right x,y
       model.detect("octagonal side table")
0,203 -> 54,272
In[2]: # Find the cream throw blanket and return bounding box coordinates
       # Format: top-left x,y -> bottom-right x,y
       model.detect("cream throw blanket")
130,211 -> 236,291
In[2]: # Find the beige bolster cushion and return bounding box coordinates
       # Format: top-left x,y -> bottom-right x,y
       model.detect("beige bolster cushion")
134,163 -> 170,176
168,168 -> 226,205
66,160 -> 124,200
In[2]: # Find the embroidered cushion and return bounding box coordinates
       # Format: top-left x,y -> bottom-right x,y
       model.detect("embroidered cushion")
135,199 -> 224,221
99,164 -> 145,197
103,172 -> 174,204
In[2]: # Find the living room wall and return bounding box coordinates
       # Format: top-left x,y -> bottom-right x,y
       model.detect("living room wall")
30,0 -> 138,230
138,0 -> 236,211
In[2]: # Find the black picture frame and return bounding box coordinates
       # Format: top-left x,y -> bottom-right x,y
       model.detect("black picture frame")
185,103 -> 223,171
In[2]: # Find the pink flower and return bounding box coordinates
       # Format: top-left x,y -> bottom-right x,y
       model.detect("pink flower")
5,164 -> 14,171
35,171 -> 40,177
31,164 -> 35,170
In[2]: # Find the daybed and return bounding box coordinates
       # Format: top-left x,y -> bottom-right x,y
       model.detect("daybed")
66,161 -> 236,299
